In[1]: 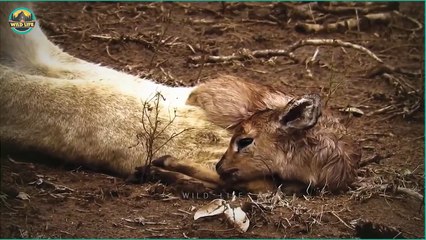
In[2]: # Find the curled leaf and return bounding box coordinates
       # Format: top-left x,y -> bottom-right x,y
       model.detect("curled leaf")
339,107 -> 364,117
194,199 -> 226,220
16,192 -> 30,200
224,206 -> 250,232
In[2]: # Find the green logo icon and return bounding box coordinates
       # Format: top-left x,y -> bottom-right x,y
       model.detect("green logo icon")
8,7 -> 36,34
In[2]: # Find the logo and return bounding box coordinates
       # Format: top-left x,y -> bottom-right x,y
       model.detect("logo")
8,7 -> 36,34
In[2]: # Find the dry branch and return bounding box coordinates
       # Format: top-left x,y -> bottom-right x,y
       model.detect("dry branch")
392,10 -> 423,31
331,211 -> 354,230
295,12 -> 392,34
289,39 -> 383,63
105,45 -> 124,63
364,67 -> 421,119
188,38 -> 383,65
365,64 -> 422,78
131,93 -> 190,182
359,153 -> 392,168
187,48 -> 296,64
389,186 -> 423,202
352,180 -> 424,203
381,73 -> 418,95
241,19 -> 278,26
313,2 -> 399,15
91,34 -> 154,49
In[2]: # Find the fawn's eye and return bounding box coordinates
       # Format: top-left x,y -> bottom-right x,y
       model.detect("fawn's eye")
237,138 -> 254,152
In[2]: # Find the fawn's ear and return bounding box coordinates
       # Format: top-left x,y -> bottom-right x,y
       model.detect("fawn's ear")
279,94 -> 321,130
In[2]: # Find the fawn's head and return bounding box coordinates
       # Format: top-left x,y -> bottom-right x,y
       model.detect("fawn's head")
216,94 -> 322,183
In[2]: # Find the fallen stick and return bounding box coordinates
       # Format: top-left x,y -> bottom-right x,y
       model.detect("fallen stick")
379,184 -> 423,202
188,38 -> 382,64
359,153 -> 392,167
288,39 -> 383,63
295,12 -> 392,34
187,48 -> 297,64
381,73 -> 418,94
90,34 -> 154,49
392,10 -> 423,31
241,19 -> 278,25
313,2 -> 399,15
365,64 -> 422,78
331,211 -> 354,230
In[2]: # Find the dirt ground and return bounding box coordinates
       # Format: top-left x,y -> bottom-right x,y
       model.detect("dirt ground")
1,2 -> 424,238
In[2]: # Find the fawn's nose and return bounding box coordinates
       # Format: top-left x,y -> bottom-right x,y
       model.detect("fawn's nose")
222,168 -> 239,178
216,155 -> 239,180
217,166 -> 239,180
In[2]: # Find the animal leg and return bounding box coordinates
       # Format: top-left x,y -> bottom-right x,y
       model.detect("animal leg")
152,155 -> 223,185
128,164 -> 218,194
152,155 -> 279,193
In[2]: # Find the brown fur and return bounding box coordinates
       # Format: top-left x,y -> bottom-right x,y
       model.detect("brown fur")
214,98 -> 361,192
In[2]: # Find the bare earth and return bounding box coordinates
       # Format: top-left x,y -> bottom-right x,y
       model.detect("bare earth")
1,2 -> 424,238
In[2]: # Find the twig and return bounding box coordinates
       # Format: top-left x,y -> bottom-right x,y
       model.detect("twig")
105,45 -> 120,62
366,105 -> 393,116
313,2 -> 398,15
308,3 -> 316,24
7,156 -> 35,168
91,34 -> 153,48
288,39 -> 383,63
186,18 -> 216,24
355,9 -> 360,32
177,209 -> 192,215
188,48 -> 296,64
135,92 -> 191,182
331,211 -> 354,230
381,73 -> 418,94
59,230 -> 73,236
365,64 -> 422,78
188,38 -> 383,65
116,223 -> 137,230
241,19 -> 278,25
295,12 -> 392,34
380,184 -> 424,202
152,129 -> 189,157
359,153 -> 393,167
392,10 -> 423,31
195,53 -> 206,83
146,227 -> 181,231
197,228 -> 235,232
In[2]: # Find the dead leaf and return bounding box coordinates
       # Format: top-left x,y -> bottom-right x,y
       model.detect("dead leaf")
194,199 -> 226,220
194,199 -> 250,233
122,217 -> 146,225
339,107 -> 364,117
224,206 -> 250,232
16,192 -> 30,200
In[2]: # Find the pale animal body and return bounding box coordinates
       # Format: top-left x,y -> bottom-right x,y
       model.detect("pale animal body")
0,3 -> 361,193
0,3 -> 228,178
